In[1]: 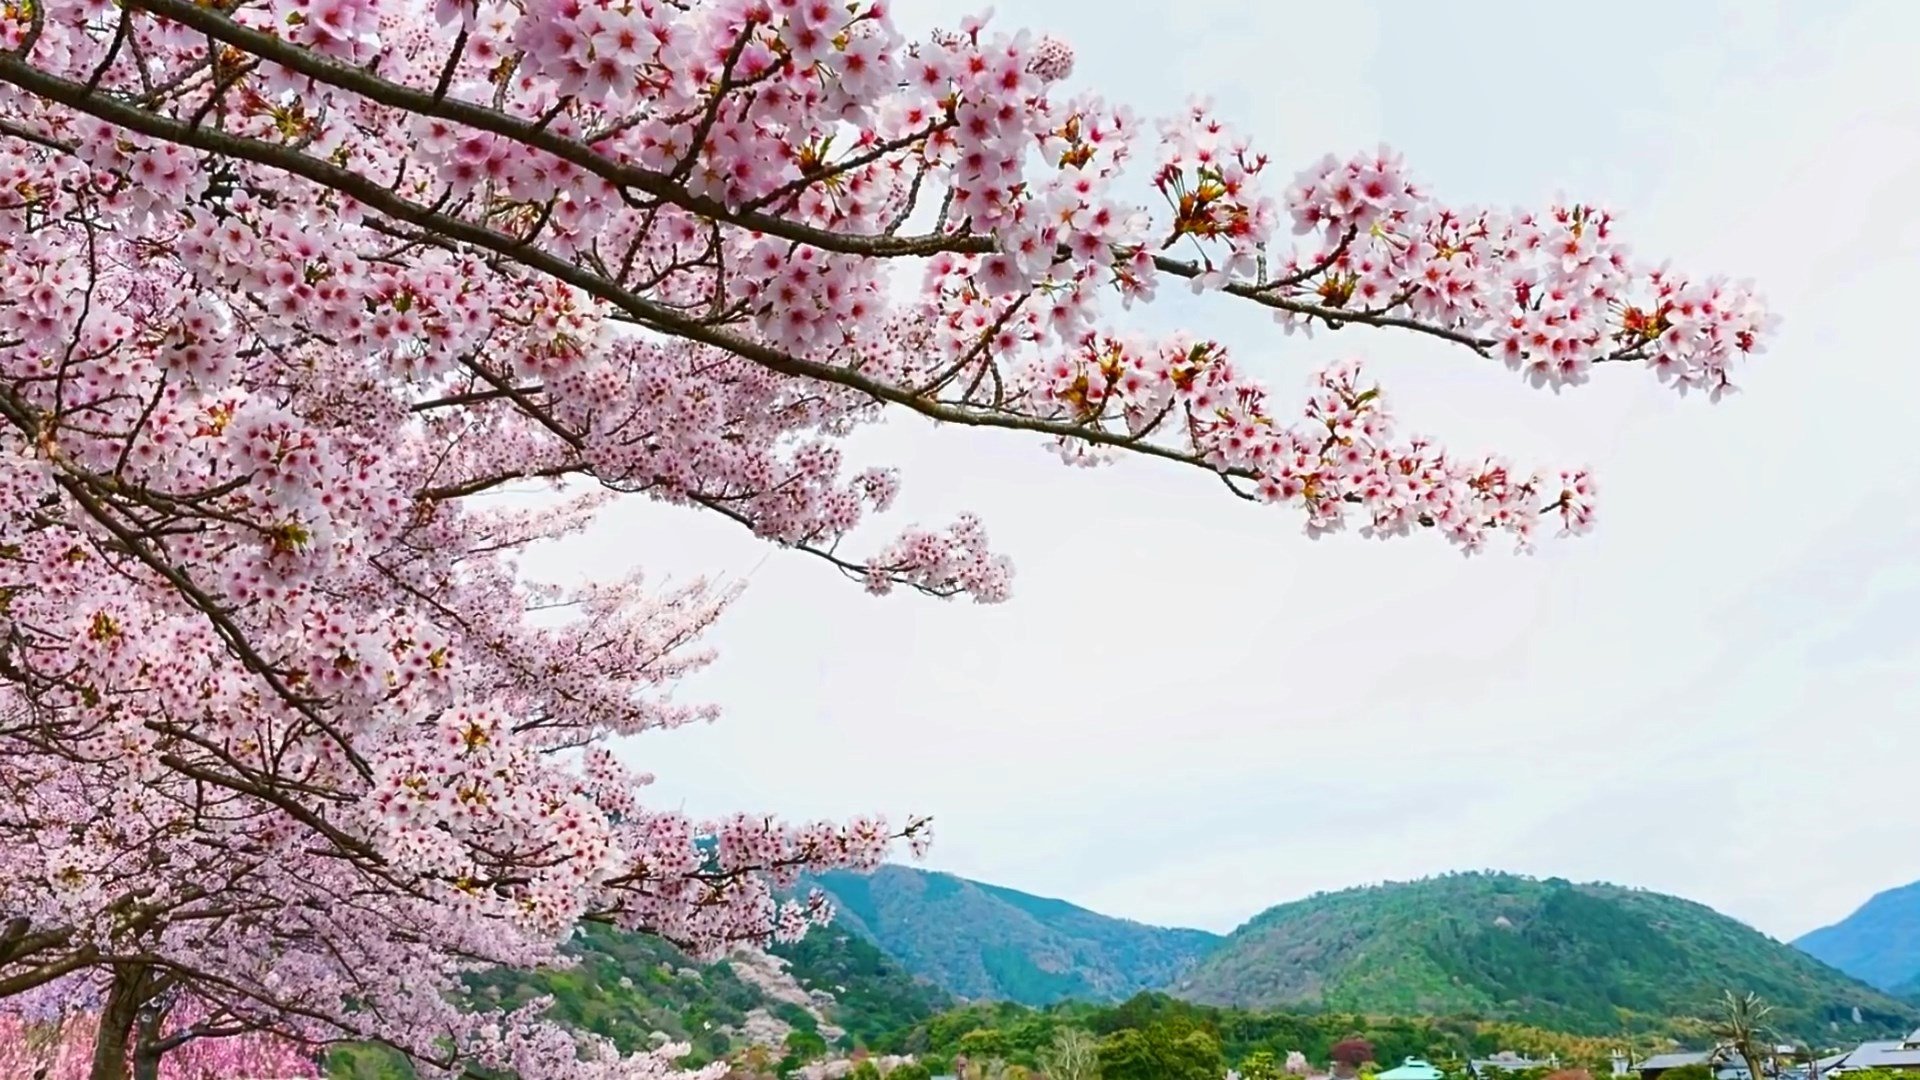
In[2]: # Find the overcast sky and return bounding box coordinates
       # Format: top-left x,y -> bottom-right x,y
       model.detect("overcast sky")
522,0 -> 1920,942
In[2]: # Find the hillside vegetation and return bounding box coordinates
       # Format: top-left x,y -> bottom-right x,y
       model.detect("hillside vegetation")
809,865 -> 1221,1005
1172,872 -> 1915,1036
326,922 -> 950,1078
902,991 -> 1714,1080
1796,879 -> 1920,992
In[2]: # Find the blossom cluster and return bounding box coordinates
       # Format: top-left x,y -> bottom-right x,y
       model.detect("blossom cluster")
0,0 -> 1770,1076
0,1011 -> 320,1079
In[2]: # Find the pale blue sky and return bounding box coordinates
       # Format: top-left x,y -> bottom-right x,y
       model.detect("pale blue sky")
525,0 -> 1920,940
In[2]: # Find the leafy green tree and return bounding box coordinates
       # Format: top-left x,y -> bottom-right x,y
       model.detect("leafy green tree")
778,1027 -> 830,1074
1098,1030 -> 1159,1080
1660,1065 -> 1714,1080
1242,1049 -> 1284,1080
959,1027 -> 1014,1060
887,1065 -> 934,1080
849,1061 -> 883,1080
1098,1025 -> 1224,1080
785,1029 -> 828,1058
1171,1029 -> 1228,1080
899,993 -> 1863,1078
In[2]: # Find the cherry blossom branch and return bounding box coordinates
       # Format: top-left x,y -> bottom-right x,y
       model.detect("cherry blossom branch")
0,58 -> 1234,470
119,0 -> 972,255
82,0 -> 1629,363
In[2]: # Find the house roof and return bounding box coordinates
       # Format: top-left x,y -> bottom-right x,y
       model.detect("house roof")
1642,1053 -> 1714,1071
1475,1059 -> 1550,1073
1837,1041 -> 1920,1070
1380,1058 -> 1447,1080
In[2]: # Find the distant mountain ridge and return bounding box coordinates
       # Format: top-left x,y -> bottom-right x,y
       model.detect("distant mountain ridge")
328,865 -> 1920,1078
1795,879 -> 1920,992
1168,871 -> 1916,1037
806,865 -> 1221,1006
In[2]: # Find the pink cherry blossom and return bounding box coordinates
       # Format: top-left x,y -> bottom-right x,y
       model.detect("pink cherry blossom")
0,1 -> 1772,1077
0,1011 -> 319,1080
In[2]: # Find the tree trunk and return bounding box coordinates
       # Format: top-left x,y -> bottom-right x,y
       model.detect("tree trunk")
89,965 -> 147,1080
129,1004 -> 163,1080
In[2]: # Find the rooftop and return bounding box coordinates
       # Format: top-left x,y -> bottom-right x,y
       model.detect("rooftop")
1380,1058 -> 1447,1080
1642,1053 -> 1714,1071
1837,1041 -> 1920,1071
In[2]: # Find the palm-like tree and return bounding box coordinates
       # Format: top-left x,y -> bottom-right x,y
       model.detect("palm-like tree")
1038,1029 -> 1102,1080
1712,991 -> 1778,1080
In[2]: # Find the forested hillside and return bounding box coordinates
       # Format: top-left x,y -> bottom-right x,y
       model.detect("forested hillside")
326,924 -> 949,1078
809,866 -> 1221,1005
1173,872 -> 1914,1036
1796,879 -> 1920,992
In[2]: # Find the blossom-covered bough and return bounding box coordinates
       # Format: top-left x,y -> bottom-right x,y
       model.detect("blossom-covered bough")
1,1008 -> 321,1079
0,0 -> 1771,1077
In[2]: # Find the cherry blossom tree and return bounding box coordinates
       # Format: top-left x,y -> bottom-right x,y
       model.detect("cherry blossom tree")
0,1 -> 1771,1078
1,1009 -> 319,1080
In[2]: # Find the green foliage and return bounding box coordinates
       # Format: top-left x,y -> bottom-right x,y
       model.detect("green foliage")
1174,872 -> 1919,1037
1240,1048 -> 1283,1079
1097,1023 -> 1224,1080
888,1065 -> 934,1080
773,928 -> 953,1048
807,865 -> 1220,1005
848,1061 -> 883,1080
1659,1066 -> 1713,1080
786,1028 -> 828,1056
324,918 -> 948,1077
323,1044 -> 416,1080
458,923 -> 765,1064
959,1027 -> 1014,1059
898,991 -> 1786,1077
492,920 -> 943,1056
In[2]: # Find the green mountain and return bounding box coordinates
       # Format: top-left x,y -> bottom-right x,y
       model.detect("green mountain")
1169,871 -> 1917,1037
325,866 -> 1920,1078
808,865 -> 1222,1006
1795,879 -> 1920,991
326,921 -> 950,1078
